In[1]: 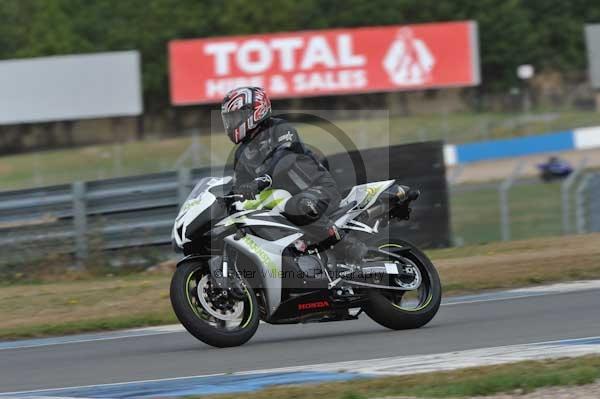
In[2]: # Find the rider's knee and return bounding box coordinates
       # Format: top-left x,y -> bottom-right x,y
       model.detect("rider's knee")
284,190 -> 329,226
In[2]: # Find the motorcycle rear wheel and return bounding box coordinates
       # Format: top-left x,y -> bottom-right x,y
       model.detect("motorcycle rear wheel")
170,261 -> 260,348
363,239 -> 442,330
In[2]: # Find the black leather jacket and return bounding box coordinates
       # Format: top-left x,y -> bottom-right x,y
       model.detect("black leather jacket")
232,117 -> 338,200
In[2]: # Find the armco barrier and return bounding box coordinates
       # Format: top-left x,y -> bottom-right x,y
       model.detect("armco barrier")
0,170 -> 192,265
0,142 -> 450,266
444,126 -> 600,165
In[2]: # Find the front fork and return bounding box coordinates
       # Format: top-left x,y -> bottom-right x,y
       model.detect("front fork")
208,247 -> 246,300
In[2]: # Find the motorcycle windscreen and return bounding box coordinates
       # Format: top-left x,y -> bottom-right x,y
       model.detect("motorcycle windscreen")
186,176 -> 233,202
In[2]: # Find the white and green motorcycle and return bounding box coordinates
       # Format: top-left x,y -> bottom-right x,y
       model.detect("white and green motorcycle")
170,176 -> 441,347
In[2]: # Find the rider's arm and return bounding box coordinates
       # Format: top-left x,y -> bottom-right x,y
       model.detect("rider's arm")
237,121 -> 330,197
256,122 -> 306,178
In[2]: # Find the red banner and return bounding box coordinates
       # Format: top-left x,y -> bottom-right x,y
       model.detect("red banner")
169,21 -> 479,105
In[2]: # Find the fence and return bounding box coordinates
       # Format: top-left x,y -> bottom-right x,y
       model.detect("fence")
449,159 -> 600,246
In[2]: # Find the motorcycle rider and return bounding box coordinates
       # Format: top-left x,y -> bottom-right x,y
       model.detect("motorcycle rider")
221,86 -> 367,264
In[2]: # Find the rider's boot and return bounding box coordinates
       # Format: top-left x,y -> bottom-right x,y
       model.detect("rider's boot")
336,235 -> 368,265
325,226 -> 368,265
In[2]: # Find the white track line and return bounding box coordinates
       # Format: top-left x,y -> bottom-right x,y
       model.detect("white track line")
3,336 -> 600,397
268,336 -> 600,376
0,325 -> 185,351
0,372 -> 229,396
444,279 -> 600,306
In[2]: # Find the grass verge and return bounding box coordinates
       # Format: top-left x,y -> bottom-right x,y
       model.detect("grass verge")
0,273 -> 177,340
0,313 -> 177,340
430,233 -> 600,294
2,233 -> 600,340
197,356 -> 600,399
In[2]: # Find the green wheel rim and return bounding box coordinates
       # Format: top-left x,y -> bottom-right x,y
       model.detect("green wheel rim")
184,267 -> 254,329
379,243 -> 433,312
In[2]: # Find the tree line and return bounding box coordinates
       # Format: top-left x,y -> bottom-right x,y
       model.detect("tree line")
1,0 -> 599,110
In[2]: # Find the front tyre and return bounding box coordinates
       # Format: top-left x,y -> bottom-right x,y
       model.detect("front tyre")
364,239 -> 442,330
170,261 -> 259,348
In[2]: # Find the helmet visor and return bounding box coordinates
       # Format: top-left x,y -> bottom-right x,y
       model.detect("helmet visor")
222,105 -> 252,133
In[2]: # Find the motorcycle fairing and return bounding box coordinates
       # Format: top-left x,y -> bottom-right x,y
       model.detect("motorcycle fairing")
173,176 -> 232,247
224,232 -> 303,318
335,180 -> 396,228
172,177 -> 401,319
239,188 -> 291,212
217,210 -> 299,231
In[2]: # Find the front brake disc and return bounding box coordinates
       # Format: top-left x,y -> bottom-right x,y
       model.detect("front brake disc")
197,275 -> 244,321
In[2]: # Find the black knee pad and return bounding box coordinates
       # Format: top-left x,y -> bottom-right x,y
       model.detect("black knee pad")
284,191 -> 329,226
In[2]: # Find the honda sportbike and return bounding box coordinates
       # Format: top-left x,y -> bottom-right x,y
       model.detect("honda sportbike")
170,176 -> 441,347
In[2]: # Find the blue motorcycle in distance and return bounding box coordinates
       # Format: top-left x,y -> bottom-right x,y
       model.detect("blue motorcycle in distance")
537,156 -> 573,182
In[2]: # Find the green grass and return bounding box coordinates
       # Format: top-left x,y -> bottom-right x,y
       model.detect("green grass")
450,180 -> 563,245
0,272 -> 176,340
450,184 -> 502,244
425,235 -> 554,260
198,356 -> 600,399
510,182 -> 564,240
1,109 -> 600,191
0,137 -> 197,189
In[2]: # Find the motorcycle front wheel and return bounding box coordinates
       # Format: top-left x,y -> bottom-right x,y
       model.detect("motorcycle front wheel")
170,261 -> 259,348
363,239 -> 442,330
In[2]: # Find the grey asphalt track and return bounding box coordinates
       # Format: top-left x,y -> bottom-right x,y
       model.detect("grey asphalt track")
1,288 -> 600,392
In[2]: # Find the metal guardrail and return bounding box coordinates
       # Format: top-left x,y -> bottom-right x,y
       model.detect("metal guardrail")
0,168 -> 215,265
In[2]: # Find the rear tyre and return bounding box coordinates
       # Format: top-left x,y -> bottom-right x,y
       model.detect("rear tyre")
364,239 -> 442,330
170,261 -> 259,348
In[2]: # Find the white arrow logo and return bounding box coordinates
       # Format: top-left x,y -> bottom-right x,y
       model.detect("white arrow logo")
383,28 -> 435,86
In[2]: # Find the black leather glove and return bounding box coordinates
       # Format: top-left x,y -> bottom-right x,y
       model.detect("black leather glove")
234,180 -> 260,200
233,175 -> 272,200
